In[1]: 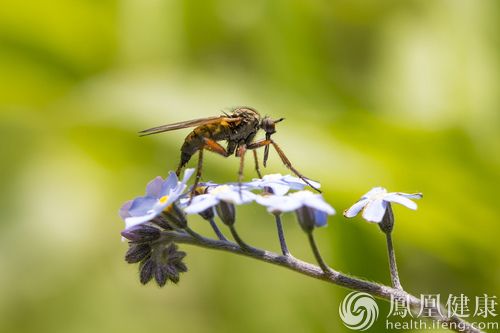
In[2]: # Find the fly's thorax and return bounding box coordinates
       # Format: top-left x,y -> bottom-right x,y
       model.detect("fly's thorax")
228,107 -> 261,140
231,107 -> 261,123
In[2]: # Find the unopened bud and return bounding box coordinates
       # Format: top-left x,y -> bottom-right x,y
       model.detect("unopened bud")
139,258 -> 156,285
125,243 -> 151,263
166,265 -> 180,284
154,264 -> 169,287
174,261 -> 188,273
215,201 -> 235,226
151,215 -> 174,230
295,206 -> 316,233
121,225 -> 161,243
198,207 -> 215,220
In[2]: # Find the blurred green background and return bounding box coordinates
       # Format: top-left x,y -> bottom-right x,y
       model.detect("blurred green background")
1,0 -> 499,332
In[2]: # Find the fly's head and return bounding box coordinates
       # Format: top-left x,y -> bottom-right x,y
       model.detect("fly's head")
260,116 -> 284,137
260,117 -> 284,167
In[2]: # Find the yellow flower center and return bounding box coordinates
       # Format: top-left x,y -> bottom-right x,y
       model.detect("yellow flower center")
159,195 -> 174,212
159,195 -> 169,204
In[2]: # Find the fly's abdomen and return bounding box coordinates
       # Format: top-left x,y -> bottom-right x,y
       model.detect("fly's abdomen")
179,123 -> 231,167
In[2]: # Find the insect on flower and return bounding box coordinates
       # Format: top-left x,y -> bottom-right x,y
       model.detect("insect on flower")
139,107 -> 320,194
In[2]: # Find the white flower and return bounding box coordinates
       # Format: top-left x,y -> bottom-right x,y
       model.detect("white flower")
343,187 -> 423,223
184,184 -> 257,214
243,173 -> 321,195
256,191 -> 335,227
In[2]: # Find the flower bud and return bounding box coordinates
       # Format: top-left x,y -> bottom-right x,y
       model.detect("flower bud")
121,225 -> 161,243
125,243 -> 151,263
151,215 -> 174,230
139,258 -> 156,285
198,207 -> 215,220
215,201 -> 236,226
295,206 -> 316,233
174,261 -> 188,273
166,265 -> 180,284
154,264 -> 169,287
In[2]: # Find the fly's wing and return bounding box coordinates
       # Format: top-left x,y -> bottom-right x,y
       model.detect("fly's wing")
139,116 -> 241,136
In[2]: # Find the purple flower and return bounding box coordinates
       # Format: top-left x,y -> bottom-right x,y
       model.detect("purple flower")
244,173 -> 320,195
256,191 -> 335,228
183,184 -> 257,214
343,187 -> 423,223
120,168 -> 195,229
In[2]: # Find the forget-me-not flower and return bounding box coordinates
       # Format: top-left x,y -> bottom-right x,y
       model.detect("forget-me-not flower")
184,184 -> 257,214
343,187 -> 423,223
120,168 -> 195,229
256,191 -> 335,230
243,174 -> 321,195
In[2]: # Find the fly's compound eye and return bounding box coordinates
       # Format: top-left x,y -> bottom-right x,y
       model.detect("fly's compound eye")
261,117 -> 284,135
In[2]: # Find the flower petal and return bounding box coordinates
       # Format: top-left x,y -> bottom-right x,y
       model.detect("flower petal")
119,200 -> 133,220
181,168 -> 195,184
184,195 -> 219,214
304,196 -> 335,215
395,192 -> 423,200
343,198 -> 369,218
261,174 -> 283,181
256,195 -> 302,213
362,187 -> 387,199
362,199 -> 388,222
160,172 -> 178,195
266,182 -> 290,196
288,176 -> 321,190
217,189 -> 256,205
128,196 -> 157,216
314,210 -> 329,227
384,193 -> 418,210
146,176 -> 164,197
125,211 -> 158,229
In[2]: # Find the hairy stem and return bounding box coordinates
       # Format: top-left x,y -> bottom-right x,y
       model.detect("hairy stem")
274,214 -> 290,256
228,225 -> 256,251
385,231 -> 403,290
307,232 -> 330,273
159,230 -> 484,333
183,225 -> 205,241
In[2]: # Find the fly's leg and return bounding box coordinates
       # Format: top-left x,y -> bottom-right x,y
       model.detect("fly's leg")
189,149 -> 204,204
235,144 -> 247,183
235,144 -> 247,197
175,164 -> 183,177
247,139 -> 322,193
188,138 -> 230,203
263,134 -> 271,167
252,150 -> 263,178
204,138 -> 230,157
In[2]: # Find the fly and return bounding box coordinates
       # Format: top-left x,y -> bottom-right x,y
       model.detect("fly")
139,107 -> 321,193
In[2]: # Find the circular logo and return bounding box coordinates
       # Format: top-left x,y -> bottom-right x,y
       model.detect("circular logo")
339,291 -> 379,331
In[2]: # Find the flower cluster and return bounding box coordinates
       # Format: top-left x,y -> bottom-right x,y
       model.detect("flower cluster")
119,170 -> 422,287
122,223 -> 188,286
119,172 -> 334,286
